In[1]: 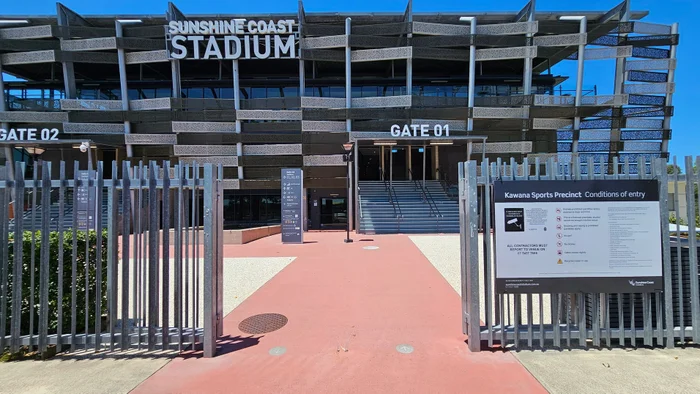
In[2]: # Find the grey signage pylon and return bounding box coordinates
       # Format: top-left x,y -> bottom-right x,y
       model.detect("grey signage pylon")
281,168 -> 304,244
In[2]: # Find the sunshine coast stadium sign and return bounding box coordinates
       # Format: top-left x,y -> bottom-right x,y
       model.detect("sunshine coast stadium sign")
166,19 -> 297,60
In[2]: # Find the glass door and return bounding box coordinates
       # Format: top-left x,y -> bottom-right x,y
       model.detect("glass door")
320,198 -> 347,229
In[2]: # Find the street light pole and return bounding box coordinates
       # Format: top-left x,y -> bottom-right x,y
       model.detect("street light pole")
342,142 -> 355,243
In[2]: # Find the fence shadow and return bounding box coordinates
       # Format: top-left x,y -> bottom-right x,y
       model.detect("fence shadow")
180,335 -> 262,359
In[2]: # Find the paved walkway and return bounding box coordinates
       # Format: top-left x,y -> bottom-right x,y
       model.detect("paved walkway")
134,232 -> 544,394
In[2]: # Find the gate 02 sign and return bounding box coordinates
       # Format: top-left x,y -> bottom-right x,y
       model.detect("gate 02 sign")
494,180 -> 662,294
281,168 -> 304,244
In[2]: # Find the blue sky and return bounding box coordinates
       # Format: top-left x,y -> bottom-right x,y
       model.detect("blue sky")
1,0 -> 697,159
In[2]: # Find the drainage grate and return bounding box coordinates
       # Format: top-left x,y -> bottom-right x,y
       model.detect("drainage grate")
238,313 -> 289,335
396,344 -> 414,354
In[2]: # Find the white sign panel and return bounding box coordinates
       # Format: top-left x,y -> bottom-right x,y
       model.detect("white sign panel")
167,19 -> 297,60
494,180 -> 662,294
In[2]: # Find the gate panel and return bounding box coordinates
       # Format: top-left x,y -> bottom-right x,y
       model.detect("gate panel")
0,160 -> 224,357
460,156 -> 699,351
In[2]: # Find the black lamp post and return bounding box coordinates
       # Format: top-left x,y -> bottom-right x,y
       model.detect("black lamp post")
342,141 -> 355,243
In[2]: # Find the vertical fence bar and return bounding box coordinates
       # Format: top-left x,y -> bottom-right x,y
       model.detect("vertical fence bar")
0,166 -> 8,352
107,161 -> 118,351
522,158 -> 533,348
672,157 -> 683,345
641,159 -> 652,347
71,162 -> 79,352
84,164 -> 92,351
509,158 -> 521,349
10,163 -> 25,353
686,156 -> 700,342
39,162 -> 51,353
203,164 -> 216,358
121,162 -> 132,350
619,157 -> 628,346
148,162 -> 158,350
184,165 -> 190,332
136,163 -> 143,349
194,164 -> 200,332
587,157 -> 601,348
175,164 -> 183,350
458,163 -> 467,336
534,157 -> 544,348
482,159 -> 494,348
29,164 -> 38,348
162,161 -> 171,350
94,162 -> 104,351
57,162 -> 66,350
216,164 -> 224,338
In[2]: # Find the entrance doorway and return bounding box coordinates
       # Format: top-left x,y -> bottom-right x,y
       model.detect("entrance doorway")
409,146 -> 433,181
386,147 -> 408,181
320,197 -> 347,229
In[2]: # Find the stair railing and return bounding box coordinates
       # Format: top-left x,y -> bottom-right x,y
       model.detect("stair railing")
380,170 -> 400,221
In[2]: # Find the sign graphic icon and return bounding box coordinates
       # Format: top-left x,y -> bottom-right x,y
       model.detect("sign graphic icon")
557,241 -> 563,247
556,216 -> 562,222
557,250 -> 563,255
556,224 -> 562,230
556,208 -> 561,214
504,208 -> 525,232
557,259 -> 563,265
556,233 -> 563,239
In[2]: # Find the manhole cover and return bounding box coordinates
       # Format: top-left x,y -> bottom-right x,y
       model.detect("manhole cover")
363,246 -> 379,250
238,313 -> 288,334
269,346 -> 287,356
396,344 -> 414,354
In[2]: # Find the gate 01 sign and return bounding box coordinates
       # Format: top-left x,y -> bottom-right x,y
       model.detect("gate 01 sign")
494,180 -> 662,294
281,168 -> 304,244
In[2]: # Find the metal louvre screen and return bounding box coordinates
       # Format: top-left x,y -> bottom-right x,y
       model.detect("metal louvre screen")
460,156 -> 700,351
0,160 -> 224,357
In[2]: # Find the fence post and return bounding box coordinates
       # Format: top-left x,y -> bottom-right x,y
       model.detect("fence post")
203,164 -> 219,357
460,160 -> 481,351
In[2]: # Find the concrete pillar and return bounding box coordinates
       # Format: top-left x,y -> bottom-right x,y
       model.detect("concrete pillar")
115,21 -> 133,157
233,60 -> 243,180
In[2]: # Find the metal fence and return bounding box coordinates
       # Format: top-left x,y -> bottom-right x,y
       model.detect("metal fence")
0,160 -> 224,357
459,156 -> 699,351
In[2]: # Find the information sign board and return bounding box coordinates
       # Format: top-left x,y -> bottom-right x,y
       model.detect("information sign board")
76,170 -> 95,231
281,168 -> 303,244
494,180 -> 662,294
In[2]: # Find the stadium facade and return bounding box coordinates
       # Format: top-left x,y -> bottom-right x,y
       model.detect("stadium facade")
0,1 -> 679,232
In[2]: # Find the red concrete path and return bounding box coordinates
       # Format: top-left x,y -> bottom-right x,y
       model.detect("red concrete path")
134,233 -> 545,394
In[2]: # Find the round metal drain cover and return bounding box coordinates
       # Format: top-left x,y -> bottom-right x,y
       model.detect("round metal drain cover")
238,313 -> 288,334
269,346 -> 287,356
396,344 -> 414,354
363,246 -> 379,250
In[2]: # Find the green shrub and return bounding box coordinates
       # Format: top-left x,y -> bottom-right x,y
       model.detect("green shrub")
4,230 -> 108,339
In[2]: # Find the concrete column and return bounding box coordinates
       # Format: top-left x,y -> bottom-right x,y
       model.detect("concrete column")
521,1 -> 536,151
116,21 -> 133,157
661,22 -> 678,153
434,145 -> 440,180
609,1 -> 630,168
233,60 -> 243,180
353,142 -> 359,233
464,17 -> 477,132
422,144 -> 426,187
345,17 -> 353,230
0,60 -> 15,186
407,145 -> 412,180
570,16 -> 587,156
381,146 -> 385,179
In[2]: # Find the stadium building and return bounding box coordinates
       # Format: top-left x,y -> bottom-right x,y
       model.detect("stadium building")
0,1 -> 678,233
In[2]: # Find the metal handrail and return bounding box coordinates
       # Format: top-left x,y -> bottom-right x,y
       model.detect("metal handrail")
358,193 -> 364,219
380,169 -> 399,219
424,184 -> 442,218
389,186 -> 402,218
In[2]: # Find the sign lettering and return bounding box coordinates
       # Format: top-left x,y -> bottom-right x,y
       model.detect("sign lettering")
390,124 -> 450,138
0,128 -> 60,141
167,19 -> 297,60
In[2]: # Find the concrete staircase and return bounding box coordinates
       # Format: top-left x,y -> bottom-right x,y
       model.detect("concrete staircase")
358,180 -> 459,234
